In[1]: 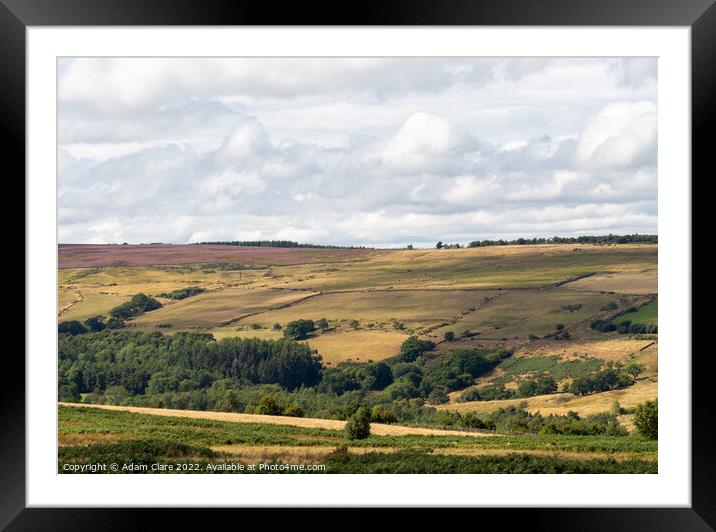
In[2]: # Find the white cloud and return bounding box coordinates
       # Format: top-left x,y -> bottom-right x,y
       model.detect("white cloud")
58,58 -> 658,245
576,101 -> 657,169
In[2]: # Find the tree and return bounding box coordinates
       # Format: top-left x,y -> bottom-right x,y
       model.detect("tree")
399,336 -> 436,362
436,241 -> 444,249
105,317 -> 126,329
428,388 -> 449,404
110,293 -> 162,319
406,244 -> 414,250
256,395 -> 283,416
634,400 -> 657,439
345,406 -> 371,440
349,320 -> 360,329
555,323 -> 565,332
272,322 -> 282,330
623,362 -> 644,378
283,319 -> 315,340
444,331 -> 455,342
58,383 -> 80,402
58,320 -> 87,336
84,316 -> 106,332
215,390 -> 242,412
317,318 -> 329,330
370,405 -> 397,424
358,362 -> 393,390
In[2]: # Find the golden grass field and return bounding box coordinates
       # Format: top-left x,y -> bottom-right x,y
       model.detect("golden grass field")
133,287 -> 319,328
440,379 -> 658,418
564,270 -> 657,294
267,244 -> 657,291
58,402 -> 494,437
303,329 -> 408,364
239,289 -> 502,330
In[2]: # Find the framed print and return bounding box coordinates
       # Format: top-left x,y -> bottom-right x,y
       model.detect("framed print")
5,0 -> 712,528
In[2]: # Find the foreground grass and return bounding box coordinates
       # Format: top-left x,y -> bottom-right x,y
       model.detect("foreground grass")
59,406 -> 657,474
59,440 -> 656,474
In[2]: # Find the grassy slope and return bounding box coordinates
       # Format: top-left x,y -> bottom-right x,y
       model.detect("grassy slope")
621,299 -> 658,325
58,405 -> 657,474
57,243 -> 658,414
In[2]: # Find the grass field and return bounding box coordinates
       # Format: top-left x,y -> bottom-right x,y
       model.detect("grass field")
58,290 -> 130,322
302,329 -> 408,364
441,379 -> 658,418
620,299 -> 658,325
132,288 -> 319,328
58,242 -> 659,473
58,405 -> 657,474
268,244 -> 657,292
426,287 -> 614,341
239,289 -> 501,331
563,270 -> 657,294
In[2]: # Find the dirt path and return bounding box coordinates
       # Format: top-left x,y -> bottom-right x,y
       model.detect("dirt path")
59,402 -> 495,437
58,289 -> 85,316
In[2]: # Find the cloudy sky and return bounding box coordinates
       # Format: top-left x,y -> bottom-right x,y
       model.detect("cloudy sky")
58,57 -> 657,247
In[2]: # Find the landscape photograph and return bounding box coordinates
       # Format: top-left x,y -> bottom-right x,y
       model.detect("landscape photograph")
57,57 -> 658,474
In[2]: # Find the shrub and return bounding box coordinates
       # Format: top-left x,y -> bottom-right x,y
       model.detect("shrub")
273,323 -> 282,330
157,287 -> 205,300
215,390 -> 242,412
459,384 -> 515,402
256,395 -> 283,416
444,331 -> 455,342
345,406 -> 371,440
317,318 -> 329,330
634,400 -> 658,439
284,403 -> 305,417
370,404 -> 398,424
427,388 -> 449,405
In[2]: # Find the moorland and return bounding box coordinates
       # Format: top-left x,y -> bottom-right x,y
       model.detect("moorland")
58,237 -> 658,473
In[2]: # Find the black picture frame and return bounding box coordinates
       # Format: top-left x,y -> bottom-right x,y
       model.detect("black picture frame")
5,0 -> 711,528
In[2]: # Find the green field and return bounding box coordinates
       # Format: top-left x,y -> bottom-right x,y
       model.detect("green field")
429,287 -> 614,340
240,289 -> 501,331
58,406 -> 657,474
621,299 -> 658,325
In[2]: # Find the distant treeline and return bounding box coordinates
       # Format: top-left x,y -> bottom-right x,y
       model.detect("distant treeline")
196,240 -> 366,249
466,234 -> 657,248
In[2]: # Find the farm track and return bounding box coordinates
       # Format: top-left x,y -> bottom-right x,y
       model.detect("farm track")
58,289 -> 85,316
58,402 -> 496,437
